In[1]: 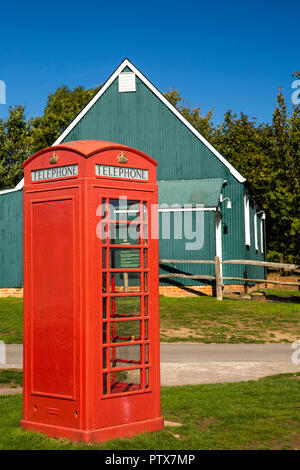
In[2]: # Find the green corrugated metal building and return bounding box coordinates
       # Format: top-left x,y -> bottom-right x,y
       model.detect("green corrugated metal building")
0,59 -> 266,292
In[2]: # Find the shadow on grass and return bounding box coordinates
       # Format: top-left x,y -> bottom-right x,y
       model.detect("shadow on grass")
265,294 -> 300,304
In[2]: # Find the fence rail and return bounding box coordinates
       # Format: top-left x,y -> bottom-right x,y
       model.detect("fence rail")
159,259 -> 215,265
222,260 -> 300,270
159,257 -> 300,300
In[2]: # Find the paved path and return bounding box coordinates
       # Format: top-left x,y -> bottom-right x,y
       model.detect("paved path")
160,343 -> 300,385
1,343 -> 300,386
0,344 -> 23,368
160,343 -> 296,362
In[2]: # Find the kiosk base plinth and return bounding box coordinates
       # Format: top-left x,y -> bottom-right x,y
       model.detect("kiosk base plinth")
20,416 -> 164,443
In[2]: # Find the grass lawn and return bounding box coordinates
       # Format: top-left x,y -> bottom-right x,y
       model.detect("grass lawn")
0,297 -> 23,344
0,369 -> 23,387
0,289 -> 299,344
160,289 -> 300,343
0,372 -> 299,450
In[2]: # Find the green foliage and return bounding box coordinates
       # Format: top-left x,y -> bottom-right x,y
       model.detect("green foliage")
30,85 -> 100,152
0,369 -> 23,386
0,297 -> 23,344
0,85 -> 99,189
0,106 -> 33,188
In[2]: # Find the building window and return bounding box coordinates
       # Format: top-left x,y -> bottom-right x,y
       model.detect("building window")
118,72 -> 136,93
244,194 -> 250,246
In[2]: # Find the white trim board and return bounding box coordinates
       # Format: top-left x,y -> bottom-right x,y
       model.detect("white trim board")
215,211 -> 223,276
9,58 -> 246,192
0,187 -> 22,195
159,207 -> 216,212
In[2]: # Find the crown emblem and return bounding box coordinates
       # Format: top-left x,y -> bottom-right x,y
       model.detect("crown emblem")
49,152 -> 59,164
117,152 -> 128,164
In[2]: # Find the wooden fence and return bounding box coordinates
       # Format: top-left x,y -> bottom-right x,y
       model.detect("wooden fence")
159,257 -> 300,300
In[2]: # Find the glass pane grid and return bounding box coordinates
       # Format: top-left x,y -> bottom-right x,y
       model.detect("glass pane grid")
101,197 -> 151,397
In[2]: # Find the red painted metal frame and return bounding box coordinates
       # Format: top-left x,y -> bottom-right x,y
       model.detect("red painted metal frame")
21,140 -> 163,442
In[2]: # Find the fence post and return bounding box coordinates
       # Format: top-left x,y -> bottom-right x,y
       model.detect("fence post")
215,256 -> 223,300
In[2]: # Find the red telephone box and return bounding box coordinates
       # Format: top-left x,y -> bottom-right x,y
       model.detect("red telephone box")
21,140 -> 163,442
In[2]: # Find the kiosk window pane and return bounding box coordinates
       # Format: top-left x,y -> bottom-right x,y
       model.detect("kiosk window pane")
103,373 -> 108,395
110,345 -> 141,368
102,248 -> 107,268
110,273 -> 141,292
144,297 -> 148,316
110,249 -> 140,268
109,224 -> 140,245
109,199 -> 140,221
103,348 -> 107,368
142,202 -> 148,222
103,323 -> 107,344
145,320 -> 149,340
102,297 -> 107,319
110,297 -> 141,317
98,198 -> 107,220
110,321 -> 141,343
110,370 -> 141,394
102,273 -> 107,293
144,273 -> 148,292
142,225 -> 148,243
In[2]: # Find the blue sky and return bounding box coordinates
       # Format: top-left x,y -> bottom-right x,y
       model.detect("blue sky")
0,0 -> 299,125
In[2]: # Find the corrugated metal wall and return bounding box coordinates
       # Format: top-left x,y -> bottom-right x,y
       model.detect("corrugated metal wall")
221,177 -> 246,282
0,190 -> 23,288
245,195 -> 265,282
159,210 -> 216,287
65,76 -> 230,182
221,181 -> 264,284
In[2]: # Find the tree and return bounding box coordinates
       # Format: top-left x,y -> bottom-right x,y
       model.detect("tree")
0,85 -> 100,189
266,90 -> 300,261
0,106 -> 33,188
30,85 -> 100,152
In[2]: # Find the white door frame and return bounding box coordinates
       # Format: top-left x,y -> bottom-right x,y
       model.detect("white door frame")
215,211 -> 223,276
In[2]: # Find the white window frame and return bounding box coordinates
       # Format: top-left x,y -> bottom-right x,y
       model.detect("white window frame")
215,211 -> 223,276
260,218 -> 264,253
254,213 -> 258,251
244,194 -> 250,246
